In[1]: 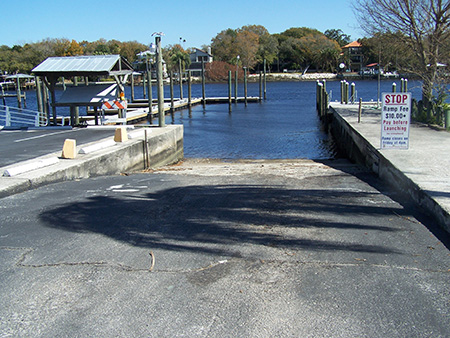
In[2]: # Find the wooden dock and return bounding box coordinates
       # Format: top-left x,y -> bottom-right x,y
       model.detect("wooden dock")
59,95 -> 262,126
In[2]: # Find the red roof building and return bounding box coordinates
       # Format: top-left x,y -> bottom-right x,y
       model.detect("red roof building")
342,41 -> 363,72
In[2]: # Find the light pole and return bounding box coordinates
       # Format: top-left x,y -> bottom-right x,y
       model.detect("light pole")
153,32 -> 165,127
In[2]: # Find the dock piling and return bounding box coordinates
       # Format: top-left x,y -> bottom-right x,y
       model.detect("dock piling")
170,71 -> 174,113
156,36 -> 165,128
263,59 -> 267,100
188,70 -> 192,107
351,82 -> 356,104
147,65 -> 153,116
235,70 -> 238,103
244,67 -> 248,106
228,71 -> 232,105
201,60 -> 206,106
179,59 -> 183,100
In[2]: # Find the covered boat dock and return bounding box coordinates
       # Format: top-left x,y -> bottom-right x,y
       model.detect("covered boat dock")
32,55 -> 134,126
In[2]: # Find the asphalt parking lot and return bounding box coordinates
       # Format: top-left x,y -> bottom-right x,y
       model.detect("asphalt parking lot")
0,127 -> 117,167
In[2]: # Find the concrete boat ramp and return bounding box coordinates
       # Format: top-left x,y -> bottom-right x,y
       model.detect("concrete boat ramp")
0,104 -> 449,337
1,101 -> 449,235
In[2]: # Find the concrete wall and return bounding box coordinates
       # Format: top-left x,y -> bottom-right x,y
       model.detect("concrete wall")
0,125 -> 184,198
328,107 -> 450,234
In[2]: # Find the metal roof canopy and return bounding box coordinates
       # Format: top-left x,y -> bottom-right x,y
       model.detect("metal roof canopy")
6,74 -> 35,80
31,55 -> 134,126
32,55 -> 133,77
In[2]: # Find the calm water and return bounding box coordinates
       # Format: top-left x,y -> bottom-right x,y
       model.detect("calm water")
3,79 -> 423,160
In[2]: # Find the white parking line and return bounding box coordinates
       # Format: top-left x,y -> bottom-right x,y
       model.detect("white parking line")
14,129 -> 79,143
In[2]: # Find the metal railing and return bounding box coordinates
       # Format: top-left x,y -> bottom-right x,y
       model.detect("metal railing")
0,104 -> 47,127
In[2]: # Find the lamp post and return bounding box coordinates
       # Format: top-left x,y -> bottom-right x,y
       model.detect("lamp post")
153,33 -> 165,127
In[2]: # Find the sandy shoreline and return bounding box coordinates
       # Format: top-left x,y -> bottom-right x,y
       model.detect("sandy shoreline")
248,72 -> 337,81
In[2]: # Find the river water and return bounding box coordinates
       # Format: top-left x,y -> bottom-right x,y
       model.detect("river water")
3,79 -> 423,160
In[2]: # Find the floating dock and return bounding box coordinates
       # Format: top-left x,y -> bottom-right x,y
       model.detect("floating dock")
76,96 -> 262,126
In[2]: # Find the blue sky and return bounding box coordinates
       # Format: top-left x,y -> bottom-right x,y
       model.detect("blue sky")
3,0 -> 363,48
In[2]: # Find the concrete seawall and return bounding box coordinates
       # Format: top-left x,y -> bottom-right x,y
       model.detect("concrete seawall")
328,102 -> 450,234
0,125 -> 183,198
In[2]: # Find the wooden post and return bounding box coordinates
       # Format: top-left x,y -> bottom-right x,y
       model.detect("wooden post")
317,82 -> 323,116
259,71 -> 262,100
392,82 -> 397,92
1,83 -> 6,106
345,81 -> 349,104
147,64 -> 152,115
351,82 -> 356,103
35,76 -> 43,113
50,79 -> 57,125
188,70 -> 192,106
323,90 -> 328,118
70,105 -> 76,126
316,81 -> 320,112
170,71 -> 174,112
358,98 -> 362,123
94,106 -> 99,125
156,36 -> 165,127
228,70 -> 232,104
244,67 -> 248,106
42,78 -> 50,121
263,59 -> 267,100
234,70 -> 238,103
179,58 -> 183,100
131,73 -> 135,101
16,75 -> 22,109
201,59 -> 206,105
143,72 -> 146,99
73,76 -> 79,125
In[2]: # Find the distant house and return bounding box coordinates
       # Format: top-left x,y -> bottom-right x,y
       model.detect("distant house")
342,41 -> 363,73
189,48 -> 213,76
134,50 -> 167,77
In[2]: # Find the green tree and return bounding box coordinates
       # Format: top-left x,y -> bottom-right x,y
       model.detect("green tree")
211,28 -> 238,63
277,27 -> 341,71
119,41 -> 147,63
324,29 -> 351,47
164,44 -> 191,73
65,40 -> 83,56
235,30 -> 259,69
353,0 -> 450,105
211,25 -> 275,70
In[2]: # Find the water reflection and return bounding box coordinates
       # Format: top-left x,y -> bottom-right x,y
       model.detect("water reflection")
143,81 -> 338,160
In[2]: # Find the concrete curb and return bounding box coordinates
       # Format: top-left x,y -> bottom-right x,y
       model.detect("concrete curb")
0,125 -> 183,198
328,105 -> 450,234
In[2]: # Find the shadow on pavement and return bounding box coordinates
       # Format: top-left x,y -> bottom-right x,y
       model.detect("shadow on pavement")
39,184 -> 404,256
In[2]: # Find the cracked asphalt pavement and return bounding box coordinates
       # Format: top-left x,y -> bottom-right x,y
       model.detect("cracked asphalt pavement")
1,159 -> 449,337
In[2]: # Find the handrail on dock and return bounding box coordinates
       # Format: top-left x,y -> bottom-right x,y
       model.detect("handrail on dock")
0,104 -> 47,127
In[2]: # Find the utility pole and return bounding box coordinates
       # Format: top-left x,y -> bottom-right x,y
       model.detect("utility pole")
155,34 -> 165,127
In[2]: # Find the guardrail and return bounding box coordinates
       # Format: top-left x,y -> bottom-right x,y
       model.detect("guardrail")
0,104 -> 47,127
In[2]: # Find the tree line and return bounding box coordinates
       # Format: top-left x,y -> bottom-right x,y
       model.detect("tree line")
2,0 -> 450,110
0,27 -> 350,77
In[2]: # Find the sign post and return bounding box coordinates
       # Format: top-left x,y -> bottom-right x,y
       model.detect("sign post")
381,92 -> 411,149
